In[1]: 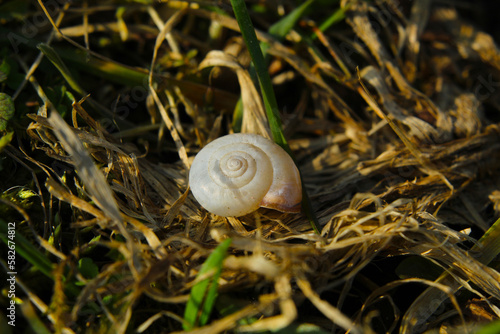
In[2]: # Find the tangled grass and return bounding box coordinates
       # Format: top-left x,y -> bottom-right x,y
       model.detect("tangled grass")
0,0 -> 500,333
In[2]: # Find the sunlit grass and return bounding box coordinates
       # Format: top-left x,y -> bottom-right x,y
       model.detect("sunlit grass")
0,1 -> 499,333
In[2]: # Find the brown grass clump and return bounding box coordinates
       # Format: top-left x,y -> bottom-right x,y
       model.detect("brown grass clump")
1,1 -> 500,333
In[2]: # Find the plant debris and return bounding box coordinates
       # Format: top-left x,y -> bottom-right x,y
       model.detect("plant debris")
1,1 -> 500,333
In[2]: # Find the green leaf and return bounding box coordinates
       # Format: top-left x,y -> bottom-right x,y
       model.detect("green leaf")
0,131 -> 13,152
183,238 -> 232,330
37,43 -> 85,96
82,235 -> 102,255
0,57 -> 11,82
231,98 -> 243,133
268,0 -> 315,40
474,215 -> 500,264
45,85 -> 75,117
78,257 -> 99,279
0,219 -> 54,279
259,0 -> 314,58
313,7 -> 346,39
0,93 -> 14,131
57,48 -> 148,87
476,319 -> 500,334
17,189 -> 37,200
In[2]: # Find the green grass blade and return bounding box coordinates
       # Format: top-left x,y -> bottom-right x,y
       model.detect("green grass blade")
230,0 -> 320,234
312,7 -> 346,39
233,1 -> 313,132
476,319 -> 500,334
0,219 -> 53,278
53,47 -> 148,87
268,0 -> 314,40
53,47 -> 239,111
37,43 -> 85,96
474,215 -> 500,264
21,301 -> 53,334
232,98 -> 244,133
183,238 -> 232,330
229,0 -> 287,149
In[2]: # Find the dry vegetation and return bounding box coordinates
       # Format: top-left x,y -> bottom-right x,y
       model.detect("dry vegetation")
1,0 -> 500,333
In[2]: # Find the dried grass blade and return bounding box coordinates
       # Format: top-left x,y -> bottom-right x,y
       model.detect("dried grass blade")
357,69 -> 453,191
238,275 -> 297,331
162,186 -> 190,228
45,177 -> 107,222
401,217 -> 500,333
199,51 -> 270,138
47,111 -> 122,224
136,310 -> 185,333
173,300 -> 264,334
400,273 -> 467,334
123,215 -> 166,259
148,9 -> 190,170
148,86 -> 190,167
359,66 -> 440,142
404,0 -> 432,82
346,2 -> 390,67
296,275 -> 362,334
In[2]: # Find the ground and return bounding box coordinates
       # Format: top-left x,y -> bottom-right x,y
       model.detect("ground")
0,1 -> 499,333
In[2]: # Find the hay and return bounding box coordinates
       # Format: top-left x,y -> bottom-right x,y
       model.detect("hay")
3,0 -> 500,333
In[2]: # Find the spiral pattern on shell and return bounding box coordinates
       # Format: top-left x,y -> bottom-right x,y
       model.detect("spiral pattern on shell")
189,133 -> 302,217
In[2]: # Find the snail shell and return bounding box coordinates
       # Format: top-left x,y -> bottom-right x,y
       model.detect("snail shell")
189,133 -> 302,217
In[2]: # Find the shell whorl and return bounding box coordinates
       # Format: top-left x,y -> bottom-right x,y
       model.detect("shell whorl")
189,133 -> 302,217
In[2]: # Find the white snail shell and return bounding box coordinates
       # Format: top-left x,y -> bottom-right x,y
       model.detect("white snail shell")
189,133 -> 302,217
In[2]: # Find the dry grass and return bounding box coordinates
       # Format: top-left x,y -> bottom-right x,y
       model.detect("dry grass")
1,0 -> 500,333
